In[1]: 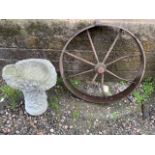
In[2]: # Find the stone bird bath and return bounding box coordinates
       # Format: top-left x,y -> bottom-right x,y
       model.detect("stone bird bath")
2,59 -> 57,116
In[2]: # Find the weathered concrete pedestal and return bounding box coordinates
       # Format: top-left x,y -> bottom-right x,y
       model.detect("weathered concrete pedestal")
23,89 -> 48,116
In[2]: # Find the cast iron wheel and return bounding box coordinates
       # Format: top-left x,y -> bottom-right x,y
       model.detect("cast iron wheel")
59,24 -> 146,104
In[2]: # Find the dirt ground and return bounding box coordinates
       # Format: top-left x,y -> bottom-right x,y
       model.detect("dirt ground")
1,85 -> 155,135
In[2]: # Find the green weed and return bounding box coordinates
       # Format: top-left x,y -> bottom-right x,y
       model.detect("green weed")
120,80 -> 127,85
70,79 -> 81,87
133,91 -> 145,104
0,85 -> 22,109
72,110 -> 80,120
49,96 -> 61,113
56,77 -> 64,86
133,77 -> 155,105
111,111 -> 120,120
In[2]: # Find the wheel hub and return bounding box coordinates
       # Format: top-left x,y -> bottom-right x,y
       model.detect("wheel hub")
95,63 -> 105,74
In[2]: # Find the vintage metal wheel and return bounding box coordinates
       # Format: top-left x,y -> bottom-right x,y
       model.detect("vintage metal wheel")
59,24 -> 146,104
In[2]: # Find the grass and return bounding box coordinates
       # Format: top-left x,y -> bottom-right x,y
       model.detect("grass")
57,76 -> 81,87
111,111 -> 120,120
48,96 -> 61,113
54,76 -> 70,96
120,80 -> 127,85
70,79 -> 81,87
49,76 -> 66,113
72,110 -> 80,120
133,77 -> 155,105
56,77 -> 64,86
0,85 -> 22,109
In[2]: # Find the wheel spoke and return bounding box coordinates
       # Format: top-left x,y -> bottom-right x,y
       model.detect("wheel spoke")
64,51 -> 95,67
92,73 -> 98,82
103,30 -> 121,63
87,30 -> 99,63
105,69 -> 132,82
106,55 -> 132,66
68,68 -> 94,78
101,74 -> 104,95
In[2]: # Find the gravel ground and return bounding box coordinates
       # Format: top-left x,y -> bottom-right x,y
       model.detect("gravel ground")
0,89 -> 155,135
1,80 -> 155,135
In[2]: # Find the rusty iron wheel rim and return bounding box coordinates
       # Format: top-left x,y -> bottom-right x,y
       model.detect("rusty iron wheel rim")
59,24 -> 146,104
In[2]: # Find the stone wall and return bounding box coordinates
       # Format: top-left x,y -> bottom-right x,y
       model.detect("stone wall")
0,19 -> 155,80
